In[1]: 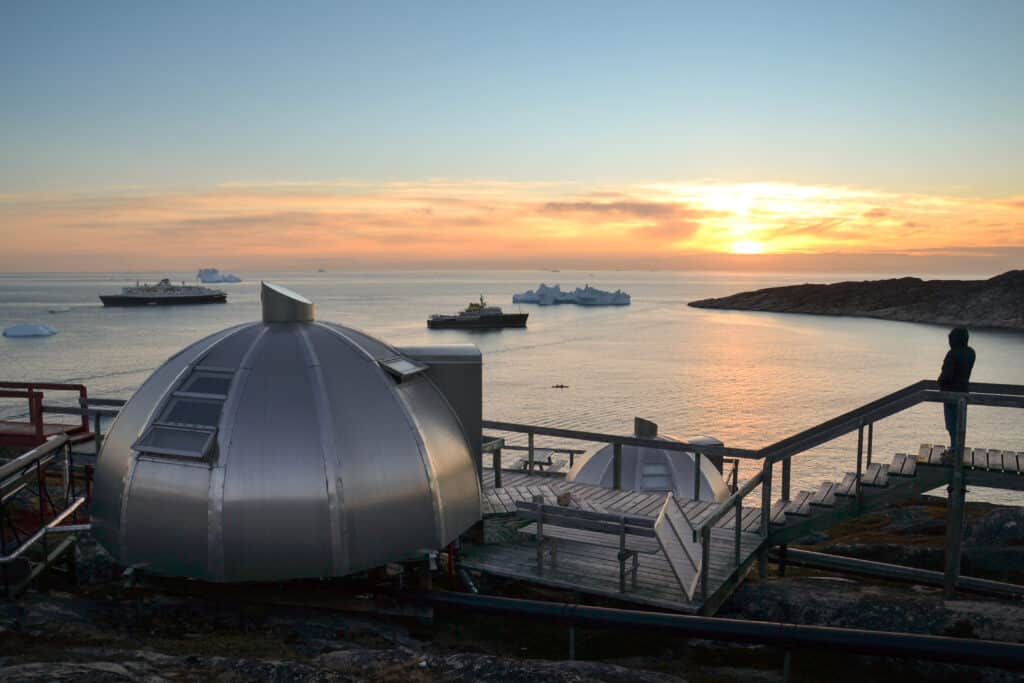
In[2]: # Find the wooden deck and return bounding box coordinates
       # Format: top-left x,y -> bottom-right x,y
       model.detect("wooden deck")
461,525 -> 763,614
480,468 -> 766,532
472,468 -> 765,614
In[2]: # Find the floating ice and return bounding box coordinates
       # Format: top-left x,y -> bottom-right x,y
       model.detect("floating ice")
193,266 -> 239,282
513,283 -> 630,306
3,324 -> 58,337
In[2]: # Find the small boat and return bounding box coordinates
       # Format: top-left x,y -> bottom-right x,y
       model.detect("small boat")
99,279 -> 227,306
427,296 -> 528,330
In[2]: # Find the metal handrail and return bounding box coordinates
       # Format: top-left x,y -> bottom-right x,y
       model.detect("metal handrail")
481,420 -> 762,460
0,496 -> 87,564
697,468 -> 765,533
0,434 -> 69,482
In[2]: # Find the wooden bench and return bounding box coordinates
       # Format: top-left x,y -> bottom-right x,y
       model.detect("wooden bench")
516,496 -> 660,592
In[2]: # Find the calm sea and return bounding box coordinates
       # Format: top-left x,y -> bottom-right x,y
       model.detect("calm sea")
2,270 -> 1022,504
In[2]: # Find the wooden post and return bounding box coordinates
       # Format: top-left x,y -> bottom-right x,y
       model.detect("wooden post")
734,496 -> 742,567
701,525 -> 712,602
866,421 -> 874,467
528,432 -> 535,473
535,494 -> 545,575
618,516 -> 627,592
758,458 -> 773,577
492,448 -> 502,488
93,411 -> 103,454
781,458 -> 791,501
612,443 -> 622,490
944,397 -> 968,598
855,423 -> 864,514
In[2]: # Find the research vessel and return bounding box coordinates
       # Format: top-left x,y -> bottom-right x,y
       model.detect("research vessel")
427,296 -> 528,329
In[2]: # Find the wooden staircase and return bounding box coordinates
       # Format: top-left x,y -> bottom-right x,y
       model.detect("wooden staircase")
767,444 -> 1024,545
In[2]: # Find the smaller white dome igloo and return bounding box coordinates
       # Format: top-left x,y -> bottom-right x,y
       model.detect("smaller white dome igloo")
91,282 -> 482,582
567,418 -> 729,502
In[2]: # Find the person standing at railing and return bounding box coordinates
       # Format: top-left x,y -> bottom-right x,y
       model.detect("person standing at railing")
938,327 -> 976,456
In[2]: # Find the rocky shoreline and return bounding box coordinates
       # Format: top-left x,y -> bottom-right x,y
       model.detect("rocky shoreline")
2,496 -> 1023,681
689,270 -> 1024,330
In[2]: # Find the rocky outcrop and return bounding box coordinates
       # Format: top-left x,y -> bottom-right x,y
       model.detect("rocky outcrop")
689,270 -> 1024,330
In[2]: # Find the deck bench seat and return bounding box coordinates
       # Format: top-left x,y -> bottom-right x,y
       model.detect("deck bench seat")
516,497 -> 661,592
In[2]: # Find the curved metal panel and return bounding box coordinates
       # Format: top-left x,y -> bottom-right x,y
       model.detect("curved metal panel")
308,324 -> 439,571
93,304 -> 482,582
92,325 -> 248,561
396,376 -> 481,544
220,325 -> 332,581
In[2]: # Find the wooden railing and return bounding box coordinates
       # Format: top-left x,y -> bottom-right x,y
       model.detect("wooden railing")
696,380 -> 1024,600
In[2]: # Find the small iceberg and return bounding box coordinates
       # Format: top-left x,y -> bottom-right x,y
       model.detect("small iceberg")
513,283 -> 630,306
197,268 -> 242,283
4,324 -> 58,338
48,307 -> 71,314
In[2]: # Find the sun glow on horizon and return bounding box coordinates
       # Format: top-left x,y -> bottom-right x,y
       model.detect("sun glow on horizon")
0,179 -> 1020,271
730,239 -> 765,254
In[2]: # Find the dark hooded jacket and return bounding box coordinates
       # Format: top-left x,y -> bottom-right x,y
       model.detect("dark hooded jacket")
938,327 -> 975,392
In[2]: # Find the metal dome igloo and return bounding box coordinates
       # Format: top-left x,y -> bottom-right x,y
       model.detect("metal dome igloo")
567,418 -> 729,502
92,282 -> 482,582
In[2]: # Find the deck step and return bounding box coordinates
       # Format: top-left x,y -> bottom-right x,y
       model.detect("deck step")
919,444 -> 947,466
784,491 -> 813,517
809,481 -> 836,507
834,472 -> 858,497
889,452 -> 917,477
861,463 -> 889,487
769,499 -> 788,526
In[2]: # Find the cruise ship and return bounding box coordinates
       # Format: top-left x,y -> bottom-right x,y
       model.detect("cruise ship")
99,279 -> 228,306
427,296 -> 528,329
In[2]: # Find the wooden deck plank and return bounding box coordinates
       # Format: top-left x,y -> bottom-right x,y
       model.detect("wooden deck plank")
809,481 -> 835,507
889,453 -> 908,476
834,472 -> 857,497
785,491 -> 812,516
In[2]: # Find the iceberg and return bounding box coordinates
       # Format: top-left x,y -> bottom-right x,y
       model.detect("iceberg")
4,324 -> 58,338
512,283 -> 630,306
197,268 -> 242,283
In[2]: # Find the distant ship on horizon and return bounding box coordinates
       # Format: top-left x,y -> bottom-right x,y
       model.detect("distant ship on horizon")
428,296 -> 528,330
99,279 -> 228,306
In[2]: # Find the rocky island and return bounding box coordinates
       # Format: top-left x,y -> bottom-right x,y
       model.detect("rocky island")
689,270 -> 1024,330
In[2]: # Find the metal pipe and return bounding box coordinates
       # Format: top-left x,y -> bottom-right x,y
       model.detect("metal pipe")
420,591 -> 1024,669
458,567 -> 479,594
0,496 -> 86,563
774,547 -> 1024,599
481,420 -> 760,459
0,434 -> 69,481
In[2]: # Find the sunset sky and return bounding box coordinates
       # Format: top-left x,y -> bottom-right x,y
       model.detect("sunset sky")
2,2 -> 1021,273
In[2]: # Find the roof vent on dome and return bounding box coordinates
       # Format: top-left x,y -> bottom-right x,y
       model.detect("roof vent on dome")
261,281 -> 315,323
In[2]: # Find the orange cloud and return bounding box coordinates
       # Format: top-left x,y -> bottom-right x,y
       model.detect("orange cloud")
0,180 -> 1021,272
